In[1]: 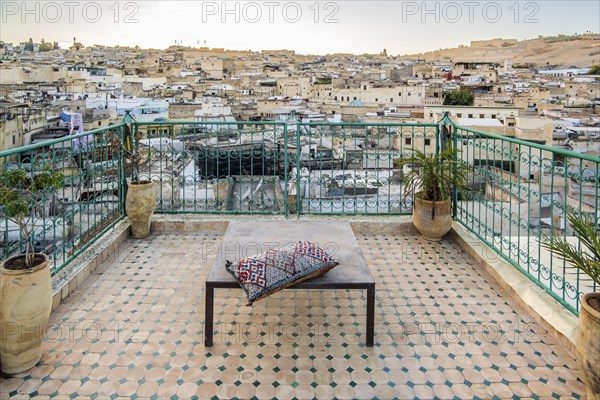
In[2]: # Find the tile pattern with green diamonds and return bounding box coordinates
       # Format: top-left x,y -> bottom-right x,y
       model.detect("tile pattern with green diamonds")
0,228 -> 587,399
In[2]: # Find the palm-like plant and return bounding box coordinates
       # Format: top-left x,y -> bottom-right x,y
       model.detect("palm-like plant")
399,146 -> 469,203
542,210 -> 600,288
0,169 -> 64,268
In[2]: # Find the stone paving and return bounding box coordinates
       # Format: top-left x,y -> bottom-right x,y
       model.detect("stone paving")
0,225 -> 588,399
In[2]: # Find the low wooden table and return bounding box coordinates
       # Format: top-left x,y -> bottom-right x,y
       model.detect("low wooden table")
205,220 -> 376,347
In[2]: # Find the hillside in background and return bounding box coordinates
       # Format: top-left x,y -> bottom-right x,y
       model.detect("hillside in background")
398,34 -> 600,67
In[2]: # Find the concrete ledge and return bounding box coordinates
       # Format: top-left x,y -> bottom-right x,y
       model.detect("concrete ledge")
450,222 -> 579,356
152,215 -> 230,233
151,214 -> 415,234
51,220 -> 130,312
350,218 -> 415,235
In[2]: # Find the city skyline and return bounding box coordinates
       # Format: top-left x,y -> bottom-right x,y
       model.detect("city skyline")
1,0 -> 599,55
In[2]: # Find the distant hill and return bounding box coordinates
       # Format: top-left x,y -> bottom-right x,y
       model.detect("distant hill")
398,34 -> 600,68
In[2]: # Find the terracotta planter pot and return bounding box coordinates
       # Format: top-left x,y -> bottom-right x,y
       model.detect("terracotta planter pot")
577,292 -> 600,400
126,180 -> 156,239
0,254 -> 52,374
412,194 -> 452,241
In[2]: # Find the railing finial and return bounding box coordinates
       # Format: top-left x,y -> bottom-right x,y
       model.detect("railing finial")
437,111 -> 455,126
122,110 -> 136,124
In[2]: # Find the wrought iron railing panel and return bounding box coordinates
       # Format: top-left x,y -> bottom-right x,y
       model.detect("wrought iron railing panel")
452,125 -> 599,314
132,121 -> 289,214
294,122 -> 439,215
0,124 -> 127,276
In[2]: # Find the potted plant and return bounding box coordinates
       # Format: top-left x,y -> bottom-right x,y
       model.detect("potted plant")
0,168 -> 63,374
399,146 -> 468,241
119,124 -> 155,239
542,210 -> 600,399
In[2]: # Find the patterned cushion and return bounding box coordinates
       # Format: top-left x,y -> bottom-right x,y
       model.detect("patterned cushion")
225,241 -> 339,305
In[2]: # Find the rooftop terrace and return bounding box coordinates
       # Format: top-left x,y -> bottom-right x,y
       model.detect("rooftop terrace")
1,117 -> 598,398
0,219 -> 588,399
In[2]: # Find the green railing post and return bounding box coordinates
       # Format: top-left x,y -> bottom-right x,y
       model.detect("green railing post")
437,112 -> 459,218
283,122 -> 289,219
119,123 -> 128,214
295,120 -> 301,219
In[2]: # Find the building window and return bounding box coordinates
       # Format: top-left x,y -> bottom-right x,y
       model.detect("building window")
398,92 -> 401,96
354,97 -> 357,100
468,114 -> 473,118
12,136 -> 15,145
98,121 -> 102,126
480,114 -> 484,118
492,114 -> 497,119
375,98 -> 378,102
508,122 -> 515,127
405,138 -> 412,145
363,85 -> 367,90
334,96 -> 337,101
424,139 -> 431,146
457,113 -> 462,118
390,98 -> 393,102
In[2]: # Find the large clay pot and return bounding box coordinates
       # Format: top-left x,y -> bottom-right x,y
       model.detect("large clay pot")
577,292 -> 600,400
126,180 -> 156,239
0,254 -> 52,374
412,194 -> 452,241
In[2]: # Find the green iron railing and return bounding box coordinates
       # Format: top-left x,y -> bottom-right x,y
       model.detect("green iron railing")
0,123 -> 127,277
451,123 -> 599,314
131,120 -> 439,216
1,117 -> 597,314
132,121 -> 289,215
294,122 -> 439,215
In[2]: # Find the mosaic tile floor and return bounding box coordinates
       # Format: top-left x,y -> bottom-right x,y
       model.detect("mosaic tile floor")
0,227 -> 588,399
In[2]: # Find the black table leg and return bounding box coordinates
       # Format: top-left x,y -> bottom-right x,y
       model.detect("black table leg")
366,285 -> 375,347
205,284 -> 214,346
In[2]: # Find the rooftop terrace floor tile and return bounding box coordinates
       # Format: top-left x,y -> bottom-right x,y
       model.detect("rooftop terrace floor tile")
0,229 -> 588,399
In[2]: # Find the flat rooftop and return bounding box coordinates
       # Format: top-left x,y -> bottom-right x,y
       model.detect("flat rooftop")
0,221 -> 587,399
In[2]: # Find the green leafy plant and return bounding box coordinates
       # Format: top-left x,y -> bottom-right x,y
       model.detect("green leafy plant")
0,169 -> 63,268
443,88 -> 474,106
588,65 -> 600,75
542,210 -> 600,288
398,146 -> 469,203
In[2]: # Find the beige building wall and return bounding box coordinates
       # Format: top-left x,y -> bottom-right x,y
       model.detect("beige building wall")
276,77 -> 311,98
0,113 -> 47,151
201,59 -> 224,79
565,82 -> 599,100
257,99 -> 292,116
0,66 -> 61,84
311,83 -> 433,106
424,105 -> 520,122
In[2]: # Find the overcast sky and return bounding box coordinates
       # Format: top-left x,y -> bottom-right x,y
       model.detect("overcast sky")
1,1 -> 599,55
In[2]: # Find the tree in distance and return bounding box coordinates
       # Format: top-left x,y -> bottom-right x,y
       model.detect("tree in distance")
443,88 -> 475,106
